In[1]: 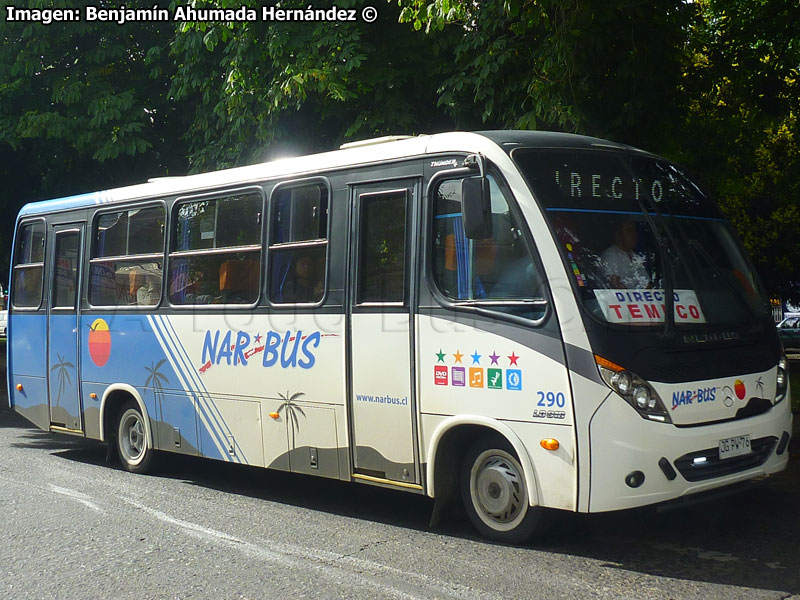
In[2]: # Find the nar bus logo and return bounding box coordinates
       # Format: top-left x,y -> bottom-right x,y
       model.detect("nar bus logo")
671,386 -> 716,410
199,328 -> 323,373
434,365 -> 448,385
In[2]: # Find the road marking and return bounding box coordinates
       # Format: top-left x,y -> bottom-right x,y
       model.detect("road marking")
122,497 -> 493,599
0,474 -> 104,513
48,484 -> 104,513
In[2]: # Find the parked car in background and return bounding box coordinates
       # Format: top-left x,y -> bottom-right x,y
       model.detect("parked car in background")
778,317 -> 800,352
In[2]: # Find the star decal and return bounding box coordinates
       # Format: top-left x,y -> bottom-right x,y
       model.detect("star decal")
508,352 -> 519,366
436,349 -> 446,363
254,333 -> 263,344
453,350 -> 464,364
489,351 -> 500,365
470,350 -> 481,365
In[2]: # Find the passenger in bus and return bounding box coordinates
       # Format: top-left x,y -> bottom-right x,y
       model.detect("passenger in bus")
492,256 -> 542,299
136,274 -> 160,305
282,252 -> 323,303
601,219 -> 650,289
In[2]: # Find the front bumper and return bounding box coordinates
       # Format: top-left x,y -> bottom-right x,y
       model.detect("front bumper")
587,392 -> 792,513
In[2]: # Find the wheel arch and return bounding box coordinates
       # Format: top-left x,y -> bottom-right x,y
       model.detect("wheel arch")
99,384 -> 154,448
426,415 -> 540,507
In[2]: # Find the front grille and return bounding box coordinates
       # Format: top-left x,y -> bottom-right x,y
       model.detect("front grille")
673,436 -> 778,482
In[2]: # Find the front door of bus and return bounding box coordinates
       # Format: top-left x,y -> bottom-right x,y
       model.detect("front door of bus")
348,181 -> 420,485
47,224 -> 84,432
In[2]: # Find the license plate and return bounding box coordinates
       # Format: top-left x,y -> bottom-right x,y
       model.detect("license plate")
718,435 -> 751,460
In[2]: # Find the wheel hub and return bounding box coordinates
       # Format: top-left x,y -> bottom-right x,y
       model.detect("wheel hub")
121,413 -> 145,461
474,456 -> 524,522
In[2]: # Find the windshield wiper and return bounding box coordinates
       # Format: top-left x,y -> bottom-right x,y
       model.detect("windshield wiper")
616,158 -> 676,336
686,238 -> 759,328
649,171 -> 759,330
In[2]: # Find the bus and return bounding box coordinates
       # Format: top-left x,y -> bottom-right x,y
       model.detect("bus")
6,131 -> 792,542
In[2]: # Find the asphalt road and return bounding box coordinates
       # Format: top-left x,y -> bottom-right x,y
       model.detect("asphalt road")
1,365 -> 799,598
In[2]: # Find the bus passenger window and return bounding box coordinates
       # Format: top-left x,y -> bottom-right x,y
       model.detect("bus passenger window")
431,175 -> 545,319
11,221 -> 45,308
269,183 -> 328,305
168,192 -> 262,305
88,206 -> 165,307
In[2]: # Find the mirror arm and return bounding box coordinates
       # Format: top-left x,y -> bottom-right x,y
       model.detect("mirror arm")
464,154 -> 486,178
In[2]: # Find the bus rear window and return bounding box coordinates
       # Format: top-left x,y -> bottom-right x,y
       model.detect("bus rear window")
11,221 -> 45,309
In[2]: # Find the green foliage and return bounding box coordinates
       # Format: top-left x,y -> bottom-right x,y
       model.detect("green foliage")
399,0 -> 799,298
680,0 -> 800,299
396,0 -> 691,150
0,5 -> 163,163
0,1 -> 189,269
167,0 -> 452,171
0,0 -> 796,299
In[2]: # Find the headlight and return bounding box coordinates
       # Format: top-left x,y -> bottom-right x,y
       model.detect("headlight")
775,356 -> 788,404
611,371 -> 632,395
595,355 -> 672,423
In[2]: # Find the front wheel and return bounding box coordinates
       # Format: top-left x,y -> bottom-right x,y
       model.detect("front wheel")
460,438 -> 541,543
116,401 -> 155,474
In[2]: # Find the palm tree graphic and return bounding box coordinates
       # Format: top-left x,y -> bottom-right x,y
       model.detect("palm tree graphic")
144,359 -> 169,405
277,391 -> 306,446
755,377 -> 764,397
50,354 -> 75,406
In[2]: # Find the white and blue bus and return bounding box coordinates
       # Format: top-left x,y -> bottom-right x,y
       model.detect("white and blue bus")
6,131 -> 792,542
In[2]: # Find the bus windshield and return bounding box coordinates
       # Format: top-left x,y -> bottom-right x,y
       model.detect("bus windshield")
513,148 -> 771,329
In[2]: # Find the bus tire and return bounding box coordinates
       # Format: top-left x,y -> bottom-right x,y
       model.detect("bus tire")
460,437 -> 541,544
116,401 -> 154,474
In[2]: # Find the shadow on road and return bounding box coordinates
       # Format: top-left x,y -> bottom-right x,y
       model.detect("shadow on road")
16,400 -> 798,598
2,356 -> 799,595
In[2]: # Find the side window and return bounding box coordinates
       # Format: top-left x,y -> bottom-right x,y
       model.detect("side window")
169,191 -> 262,305
431,175 -> 546,320
269,183 -> 328,304
357,191 -> 407,304
89,206 -> 166,307
11,221 -> 46,308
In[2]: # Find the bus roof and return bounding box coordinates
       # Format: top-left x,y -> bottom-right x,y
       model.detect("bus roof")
17,130 -> 642,218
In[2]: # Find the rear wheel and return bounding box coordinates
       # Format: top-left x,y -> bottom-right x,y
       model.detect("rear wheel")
460,437 -> 541,543
116,401 -> 154,474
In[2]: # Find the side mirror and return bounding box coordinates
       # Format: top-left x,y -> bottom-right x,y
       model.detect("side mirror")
461,176 -> 492,239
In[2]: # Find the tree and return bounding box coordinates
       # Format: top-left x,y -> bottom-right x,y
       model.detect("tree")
397,0 -> 692,150
167,0 -> 454,171
400,0 -> 800,298
0,0 -> 190,275
680,0 -> 800,299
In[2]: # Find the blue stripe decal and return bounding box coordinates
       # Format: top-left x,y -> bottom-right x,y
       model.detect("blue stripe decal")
147,315 -> 229,461
158,315 -> 245,463
149,315 -> 227,460
158,315 -> 232,459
